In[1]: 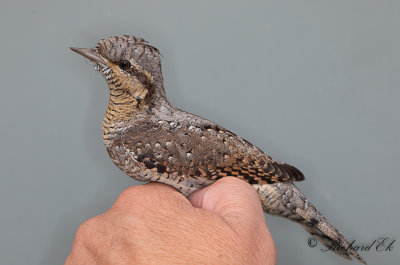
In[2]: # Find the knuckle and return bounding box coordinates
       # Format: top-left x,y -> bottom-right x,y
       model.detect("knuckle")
74,219 -> 96,244
117,186 -> 141,202
113,186 -> 146,209
112,183 -> 192,221
113,185 -> 161,215
115,183 -> 188,210
161,188 -> 189,207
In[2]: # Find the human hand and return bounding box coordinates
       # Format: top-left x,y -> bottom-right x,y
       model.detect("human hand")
64,177 -> 277,265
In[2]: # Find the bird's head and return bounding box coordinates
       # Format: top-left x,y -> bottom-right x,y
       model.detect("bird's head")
71,35 -> 166,110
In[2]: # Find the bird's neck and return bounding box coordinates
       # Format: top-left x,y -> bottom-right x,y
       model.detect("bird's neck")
106,89 -> 141,119
102,89 -> 141,147
101,85 -> 169,148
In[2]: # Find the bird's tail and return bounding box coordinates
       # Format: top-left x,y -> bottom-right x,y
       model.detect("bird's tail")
254,182 -> 367,264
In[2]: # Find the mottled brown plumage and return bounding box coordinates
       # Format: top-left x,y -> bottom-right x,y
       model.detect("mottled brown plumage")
71,35 -> 366,264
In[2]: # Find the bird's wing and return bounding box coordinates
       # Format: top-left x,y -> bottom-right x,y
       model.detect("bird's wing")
119,119 -> 305,184
211,161 -> 305,184
187,122 -> 305,184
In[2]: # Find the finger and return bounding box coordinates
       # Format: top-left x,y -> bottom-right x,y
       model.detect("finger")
188,177 -> 276,262
188,177 -> 266,229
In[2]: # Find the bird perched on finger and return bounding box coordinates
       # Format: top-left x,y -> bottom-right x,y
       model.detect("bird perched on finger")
71,35 -> 366,264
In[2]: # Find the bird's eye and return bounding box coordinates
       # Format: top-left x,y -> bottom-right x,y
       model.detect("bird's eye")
119,60 -> 131,70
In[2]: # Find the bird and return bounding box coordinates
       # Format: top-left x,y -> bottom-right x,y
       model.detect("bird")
71,35 -> 366,264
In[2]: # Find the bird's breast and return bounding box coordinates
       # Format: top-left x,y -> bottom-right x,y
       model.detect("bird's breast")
102,117 -> 130,148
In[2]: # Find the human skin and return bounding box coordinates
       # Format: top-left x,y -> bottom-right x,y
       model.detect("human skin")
64,177 -> 277,265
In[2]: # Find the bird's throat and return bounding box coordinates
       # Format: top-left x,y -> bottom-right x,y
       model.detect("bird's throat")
107,89 -> 142,118
102,89 -> 142,148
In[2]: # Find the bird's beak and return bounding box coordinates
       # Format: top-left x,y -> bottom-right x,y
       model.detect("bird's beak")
70,47 -> 107,65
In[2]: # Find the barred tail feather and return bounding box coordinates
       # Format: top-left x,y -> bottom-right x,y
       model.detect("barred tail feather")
297,211 -> 367,264
253,183 -> 367,264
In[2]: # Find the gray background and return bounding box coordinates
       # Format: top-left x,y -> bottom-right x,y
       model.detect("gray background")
0,0 -> 398,264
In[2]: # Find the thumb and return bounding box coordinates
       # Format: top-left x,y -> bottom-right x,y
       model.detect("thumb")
188,177 -> 267,231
